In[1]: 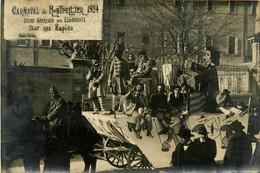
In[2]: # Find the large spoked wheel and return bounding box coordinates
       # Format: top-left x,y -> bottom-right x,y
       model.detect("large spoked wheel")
104,139 -> 129,168
127,146 -> 153,170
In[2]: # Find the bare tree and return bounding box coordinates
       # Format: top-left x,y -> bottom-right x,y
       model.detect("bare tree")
124,0 -> 238,65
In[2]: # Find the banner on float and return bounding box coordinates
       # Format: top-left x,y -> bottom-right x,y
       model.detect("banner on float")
4,0 -> 103,40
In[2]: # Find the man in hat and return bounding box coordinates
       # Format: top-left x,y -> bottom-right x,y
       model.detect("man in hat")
194,126 -> 217,166
223,120 -> 252,168
86,57 -> 107,114
108,45 -> 130,112
216,89 -> 233,108
40,86 -> 70,172
130,49 -> 152,85
170,128 -> 198,168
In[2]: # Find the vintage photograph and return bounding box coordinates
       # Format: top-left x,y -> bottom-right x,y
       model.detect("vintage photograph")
1,0 -> 260,172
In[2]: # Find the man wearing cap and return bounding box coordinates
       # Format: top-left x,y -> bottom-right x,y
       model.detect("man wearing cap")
86,57 -> 107,114
223,120 -> 252,168
170,128 -> 198,168
41,86 -> 70,172
216,89 -> 233,108
194,126 -> 216,166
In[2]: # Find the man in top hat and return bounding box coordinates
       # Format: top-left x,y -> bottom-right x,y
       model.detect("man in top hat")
86,56 -> 107,114
194,126 -> 216,166
216,89 -> 233,108
170,128 -> 198,168
223,120 -> 252,168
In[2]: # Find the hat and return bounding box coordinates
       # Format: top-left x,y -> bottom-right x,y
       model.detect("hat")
223,89 -> 230,94
50,86 -> 58,93
230,120 -> 245,132
198,126 -> 209,135
177,128 -> 194,138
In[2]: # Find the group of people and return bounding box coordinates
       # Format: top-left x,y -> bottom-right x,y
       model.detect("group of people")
171,119 -> 260,170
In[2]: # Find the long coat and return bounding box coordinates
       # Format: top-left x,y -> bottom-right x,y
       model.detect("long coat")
194,137 -> 216,166
171,141 -> 198,167
47,96 -> 70,139
108,57 -> 130,95
223,131 -> 252,168
86,65 -> 106,98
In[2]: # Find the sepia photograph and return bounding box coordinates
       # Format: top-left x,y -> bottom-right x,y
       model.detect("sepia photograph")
1,0 -> 260,172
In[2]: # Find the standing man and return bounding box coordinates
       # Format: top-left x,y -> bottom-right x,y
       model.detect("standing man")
108,47 -> 130,112
169,86 -> 185,114
194,126 -> 217,166
223,120 -> 252,168
126,84 -> 153,139
41,86 -> 70,173
86,57 -> 106,114
187,47 -> 220,112
170,128 -> 198,168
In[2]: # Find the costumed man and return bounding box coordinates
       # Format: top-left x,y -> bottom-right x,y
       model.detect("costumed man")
86,56 -> 107,114
149,84 -> 170,135
126,84 -> 153,139
127,53 -> 138,77
194,126 -> 217,167
186,47 -> 220,112
130,49 -> 152,85
40,86 -> 70,173
223,120 -> 252,168
170,128 -> 198,168
108,44 -> 130,112
216,89 -> 233,108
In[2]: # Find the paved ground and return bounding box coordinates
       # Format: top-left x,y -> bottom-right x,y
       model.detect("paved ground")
5,154 -> 120,173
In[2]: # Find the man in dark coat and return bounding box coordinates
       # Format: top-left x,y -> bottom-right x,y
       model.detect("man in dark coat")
41,86 -> 71,173
149,84 -> 170,135
171,128 -> 198,168
169,86 -> 184,113
194,126 -> 216,166
223,120 -> 252,168
187,47 -> 220,112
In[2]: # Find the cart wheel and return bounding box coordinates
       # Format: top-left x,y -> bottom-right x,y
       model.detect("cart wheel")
104,139 -> 129,168
127,146 -> 153,170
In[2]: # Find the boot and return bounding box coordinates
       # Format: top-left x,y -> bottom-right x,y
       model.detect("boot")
147,131 -> 154,138
136,131 -> 142,139
127,122 -> 134,132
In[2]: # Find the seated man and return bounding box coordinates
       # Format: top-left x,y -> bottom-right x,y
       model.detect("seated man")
169,86 -> 185,114
149,84 -> 170,134
130,49 -> 152,85
125,84 -> 153,139
216,89 -> 233,108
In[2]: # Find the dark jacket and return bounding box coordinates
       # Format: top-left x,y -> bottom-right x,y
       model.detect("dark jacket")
171,141 -> 198,167
224,131 -> 252,168
194,137 -> 216,166
47,96 -> 70,139
149,93 -> 168,116
169,93 -> 184,109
